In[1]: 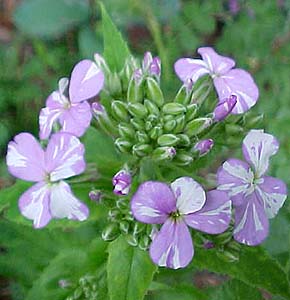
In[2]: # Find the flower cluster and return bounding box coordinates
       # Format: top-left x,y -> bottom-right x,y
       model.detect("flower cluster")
6,46 -> 287,271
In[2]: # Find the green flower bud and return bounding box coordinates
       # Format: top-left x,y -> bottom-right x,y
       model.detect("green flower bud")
214,230 -> 232,245
133,222 -> 146,235
162,103 -> 186,115
185,117 -> 212,137
157,134 -> 180,146
225,124 -> 243,135
163,119 -> 177,132
118,123 -> 135,139
108,72 -> 122,96
73,287 -> 83,299
144,99 -> 160,116
147,114 -> 159,124
119,221 -> 130,234
115,138 -> 132,153
146,77 -> 164,107
102,223 -> 120,241
149,125 -> 163,140
174,152 -> 193,166
128,103 -> 148,119
163,114 -> 175,122
226,240 -> 241,252
174,84 -> 191,105
108,209 -> 121,221
145,121 -> 153,132
127,76 -> 143,102
173,115 -> 186,133
185,104 -> 198,121
116,198 -> 128,211
125,234 -> 138,247
132,143 -> 152,157
152,146 -> 176,161
111,100 -> 129,122
131,118 -> 145,131
177,134 -> 191,147
138,235 -> 150,251
217,249 -> 239,263
136,131 -> 149,143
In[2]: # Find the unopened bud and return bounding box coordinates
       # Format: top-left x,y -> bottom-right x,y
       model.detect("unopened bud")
119,221 -> 130,234
144,99 -> 160,116
108,72 -> 122,96
157,134 -> 180,147
112,169 -> 132,196
185,103 -> 198,121
146,77 -> 164,107
193,139 -> 214,156
174,152 -> 193,166
203,240 -> 215,249
94,53 -> 110,74
149,57 -> 161,78
136,131 -> 149,143
118,123 -> 135,139
127,74 -> 143,102
162,103 -> 186,115
92,102 -> 106,119
213,95 -> 237,122
164,119 -> 177,132
132,143 -> 152,157
185,117 -> 212,137
125,233 -> 138,247
173,115 -> 186,133
89,190 -> 102,202
128,103 -> 148,118
152,146 -> 176,161
149,125 -> 163,140
177,134 -> 191,147
111,101 -> 129,122
138,235 -> 150,251
142,51 -> 153,70
115,138 -> 132,153
174,84 -> 191,105
102,223 -> 120,241
131,118 -> 145,131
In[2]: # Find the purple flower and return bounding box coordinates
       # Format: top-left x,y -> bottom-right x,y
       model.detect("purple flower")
112,170 -> 132,196
228,0 -> 240,15
217,130 -> 287,246
193,139 -> 214,156
131,177 -> 231,269
6,132 -> 89,228
213,95 -> 237,121
39,60 -> 104,140
174,47 -> 259,114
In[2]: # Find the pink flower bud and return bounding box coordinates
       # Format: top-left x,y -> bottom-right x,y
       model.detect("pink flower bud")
112,169 -> 132,196
213,95 -> 237,122
194,139 -> 214,156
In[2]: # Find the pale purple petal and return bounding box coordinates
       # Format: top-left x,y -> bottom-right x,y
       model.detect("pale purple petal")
112,170 -> 131,196
233,192 -> 269,246
59,101 -> 92,137
171,177 -> 206,215
142,51 -> 153,70
150,57 -> 161,77
242,130 -> 279,177
213,95 -> 237,122
69,59 -> 104,103
149,219 -> 193,269
39,107 -> 62,140
184,190 -> 231,234
214,69 -> 259,114
45,133 -> 85,182
46,91 -> 68,109
131,181 -> 176,224
58,77 -> 69,96
18,182 -> 52,228
174,58 -> 209,83
256,176 -> 287,219
6,133 -> 45,182
198,47 -> 235,75
49,181 -> 89,221
217,158 -> 254,206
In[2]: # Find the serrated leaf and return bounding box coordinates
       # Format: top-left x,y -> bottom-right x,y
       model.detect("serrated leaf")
13,0 -> 90,39
194,246 -> 290,299
107,236 -> 157,300
100,2 -> 131,72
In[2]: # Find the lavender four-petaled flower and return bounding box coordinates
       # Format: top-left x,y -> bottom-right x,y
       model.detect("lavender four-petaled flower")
6,132 -> 89,228
112,169 -> 132,196
39,60 -> 104,140
217,129 -> 287,246
131,177 -> 231,269
174,47 -> 259,114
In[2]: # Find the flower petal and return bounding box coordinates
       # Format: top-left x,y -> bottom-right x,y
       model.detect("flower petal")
69,59 -> 104,103
214,69 -> 259,114
174,58 -> 209,83
149,219 -> 193,269
217,158 -> 254,206
46,90 -> 67,109
59,101 -> 92,137
171,177 -> 206,215
18,182 -> 52,228
198,47 -> 235,75
39,107 -> 62,140
6,133 -> 45,182
234,192 -> 269,246
256,176 -> 287,219
184,190 -> 231,234
49,181 -> 89,221
131,181 -> 176,224
242,130 -> 279,177
45,133 -> 85,182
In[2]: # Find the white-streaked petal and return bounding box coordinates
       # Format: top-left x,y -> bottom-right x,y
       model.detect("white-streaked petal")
171,177 -> 206,215
242,130 -> 279,177
50,181 -> 89,221
39,107 -> 62,140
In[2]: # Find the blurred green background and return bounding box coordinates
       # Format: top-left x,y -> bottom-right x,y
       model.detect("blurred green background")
0,0 -> 290,299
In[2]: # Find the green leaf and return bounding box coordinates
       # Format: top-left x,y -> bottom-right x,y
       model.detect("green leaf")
194,246 -> 290,299
209,279 -> 262,300
100,2 -> 130,72
107,236 -> 157,300
78,26 -> 103,59
13,0 -> 90,39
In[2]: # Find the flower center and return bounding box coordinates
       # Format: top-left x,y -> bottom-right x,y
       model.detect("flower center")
170,210 -> 182,221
